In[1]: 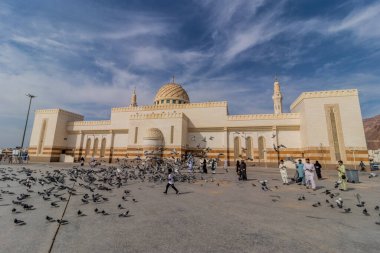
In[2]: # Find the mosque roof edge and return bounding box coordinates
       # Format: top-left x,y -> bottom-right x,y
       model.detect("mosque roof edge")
290,89 -> 358,110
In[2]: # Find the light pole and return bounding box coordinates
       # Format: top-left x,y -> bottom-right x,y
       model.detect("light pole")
21,94 -> 36,150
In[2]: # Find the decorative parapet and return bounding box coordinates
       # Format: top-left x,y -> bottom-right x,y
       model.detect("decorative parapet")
35,108 -> 83,118
67,120 -> 111,126
290,89 -> 358,110
227,113 -> 300,121
129,112 -> 185,120
112,101 -> 228,112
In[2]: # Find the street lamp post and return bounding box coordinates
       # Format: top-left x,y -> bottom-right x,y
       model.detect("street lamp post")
21,94 -> 36,150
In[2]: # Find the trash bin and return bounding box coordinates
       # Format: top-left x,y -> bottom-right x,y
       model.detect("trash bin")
346,169 -> 359,183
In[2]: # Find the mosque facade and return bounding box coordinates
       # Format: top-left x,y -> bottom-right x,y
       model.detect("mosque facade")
28,80 -> 369,167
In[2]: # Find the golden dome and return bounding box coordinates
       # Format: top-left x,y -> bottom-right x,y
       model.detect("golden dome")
154,82 -> 190,105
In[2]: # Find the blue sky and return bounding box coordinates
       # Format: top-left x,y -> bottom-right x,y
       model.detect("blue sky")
0,0 -> 379,147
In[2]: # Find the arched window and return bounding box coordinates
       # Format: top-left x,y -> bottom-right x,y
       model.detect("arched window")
246,137 -> 253,159
234,136 -> 240,160
37,119 -> 47,155
258,136 -> 266,160
85,138 -> 91,157
93,138 -> 99,157
100,138 -> 106,157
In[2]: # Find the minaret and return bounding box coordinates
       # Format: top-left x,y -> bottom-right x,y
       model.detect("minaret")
272,78 -> 283,114
130,87 -> 137,107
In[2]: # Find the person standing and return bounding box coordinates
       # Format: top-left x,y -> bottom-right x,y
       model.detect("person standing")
296,159 -> 305,185
359,161 -> 366,171
164,168 -> 179,194
304,158 -> 316,190
202,158 -> 208,174
236,160 -> 240,175
240,160 -> 247,180
80,156 -> 85,167
314,161 -> 322,180
279,160 -> 289,185
211,159 -> 216,174
336,160 -> 347,191
187,157 -> 194,174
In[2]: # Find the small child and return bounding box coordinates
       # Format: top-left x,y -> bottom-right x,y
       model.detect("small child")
279,160 -> 289,185
164,168 -> 179,194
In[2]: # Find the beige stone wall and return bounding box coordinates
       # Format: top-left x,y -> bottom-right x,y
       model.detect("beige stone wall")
29,109 -> 83,162
291,89 -> 368,164
28,89 -> 368,167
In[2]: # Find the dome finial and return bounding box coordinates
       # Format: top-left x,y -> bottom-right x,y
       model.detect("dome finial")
172,75 -> 175,83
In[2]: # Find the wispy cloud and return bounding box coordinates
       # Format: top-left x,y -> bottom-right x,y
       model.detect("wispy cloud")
0,0 -> 379,147
328,2 -> 380,39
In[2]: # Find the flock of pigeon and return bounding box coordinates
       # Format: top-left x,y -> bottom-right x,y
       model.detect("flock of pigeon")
1,157 -> 380,230
0,158 -> 200,227
255,176 -> 380,225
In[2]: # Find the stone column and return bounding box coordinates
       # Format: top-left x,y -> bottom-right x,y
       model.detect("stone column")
78,131 -> 85,159
108,130 -> 115,163
224,127 -> 229,166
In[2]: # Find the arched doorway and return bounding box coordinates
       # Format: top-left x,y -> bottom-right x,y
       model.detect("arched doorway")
100,138 -> 106,158
258,136 -> 266,160
246,137 -> 252,159
85,138 -> 91,157
143,128 -> 164,158
92,138 -> 99,157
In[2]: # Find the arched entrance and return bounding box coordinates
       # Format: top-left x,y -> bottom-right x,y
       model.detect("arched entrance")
143,128 -> 164,158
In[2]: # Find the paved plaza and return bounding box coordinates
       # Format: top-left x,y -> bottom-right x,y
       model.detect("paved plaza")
1,163 -> 380,253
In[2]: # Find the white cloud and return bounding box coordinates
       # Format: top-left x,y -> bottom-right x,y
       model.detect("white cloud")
328,2 -> 380,39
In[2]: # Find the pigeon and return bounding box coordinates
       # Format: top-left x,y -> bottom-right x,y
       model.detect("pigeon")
375,206 -> 379,211
369,172 -> 377,178
356,202 -> 365,208
77,210 -> 86,216
101,210 -> 109,215
94,208 -> 100,213
57,219 -> 69,225
336,198 -> 343,208
11,208 -> 17,213
51,201 -> 60,207
363,209 -> 370,216
312,202 -> 321,207
118,204 -> 125,209
14,218 -> 26,225
119,210 -> 130,217
132,198 -> 138,203
344,208 -> 351,213
46,216 -> 55,222
355,194 -> 365,207
325,199 -> 330,204
209,136 -> 214,140
322,190 -> 331,195
330,204 -> 335,208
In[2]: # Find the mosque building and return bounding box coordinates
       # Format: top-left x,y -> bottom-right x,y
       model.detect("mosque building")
28,79 -> 369,167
